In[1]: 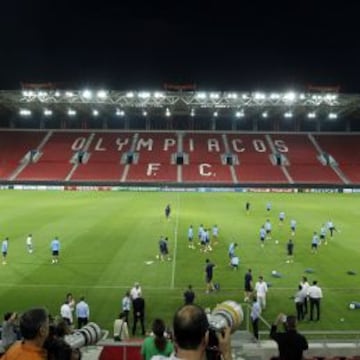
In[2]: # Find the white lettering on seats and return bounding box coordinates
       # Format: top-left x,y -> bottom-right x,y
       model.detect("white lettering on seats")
274,140 -> 288,153
147,163 -> 160,176
136,138 -> 153,151
164,138 -> 176,150
199,164 -> 212,176
116,138 -> 129,151
253,139 -> 267,152
187,138 -> 194,152
72,137 -> 86,151
94,138 -> 106,151
232,139 -> 245,153
208,139 -> 220,152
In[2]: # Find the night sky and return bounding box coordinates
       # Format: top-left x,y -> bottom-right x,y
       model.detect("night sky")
1,1 -> 359,92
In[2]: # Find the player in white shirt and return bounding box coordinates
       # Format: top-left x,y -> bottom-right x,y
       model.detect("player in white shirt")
26,234 -> 33,254
255,276 -> 268,310
259,226 -> 266,247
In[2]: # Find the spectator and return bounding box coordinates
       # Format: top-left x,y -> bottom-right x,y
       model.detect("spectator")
44,318 -> 81,360
113,312 -> 129,341
122,290 -> 131,323
141,318 -> 174,360
151,304 -> 232,360
1,312 -> 19,351
183,285 -> 195,305
132,296 -> 145,336
75,296 -> 90,329
2,307 -> 49,360
270,313 -> 308,360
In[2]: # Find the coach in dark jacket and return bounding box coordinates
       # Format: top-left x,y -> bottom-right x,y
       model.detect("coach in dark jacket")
132,296 -> 145,336
270,313 -> 308,360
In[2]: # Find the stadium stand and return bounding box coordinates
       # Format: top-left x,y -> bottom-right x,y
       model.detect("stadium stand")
0,130 -> 46,180
71,132 -> 131,181
227,134 -> 287,183
273,134 -> 343,184
0,130 -> 360,185
125,132 -> 178,182
314,134 -> 360,184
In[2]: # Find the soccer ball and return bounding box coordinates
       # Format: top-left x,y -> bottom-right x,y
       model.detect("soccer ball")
156,255 -> 160,259
349,303 -> 356,310
272,270 -> 276,275
275,240 -> 279,244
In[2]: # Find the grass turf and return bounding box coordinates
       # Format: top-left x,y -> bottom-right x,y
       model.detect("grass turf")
0,190 -> 359,336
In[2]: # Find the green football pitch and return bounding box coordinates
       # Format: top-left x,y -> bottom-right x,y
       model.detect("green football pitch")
0,189 -> 359,335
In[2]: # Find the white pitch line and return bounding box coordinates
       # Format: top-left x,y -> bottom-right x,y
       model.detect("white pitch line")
170,193 -> 180,289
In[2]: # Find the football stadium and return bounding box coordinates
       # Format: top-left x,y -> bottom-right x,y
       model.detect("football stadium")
0,88 -> 360,359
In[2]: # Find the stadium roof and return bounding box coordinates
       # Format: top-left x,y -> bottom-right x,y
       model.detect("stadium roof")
0,89 -> 360,119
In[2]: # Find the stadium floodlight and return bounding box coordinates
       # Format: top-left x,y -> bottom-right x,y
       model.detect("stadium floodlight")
116,109 -> 125,116
254,92 -> 266,100
65,91 -> 74,98
154,92 -> 164,98
142,110 -> 148,117
284,111 -> 293,118
270,93 -> 280,100
196,92 -> 207,99
325,94 -> 337,101
43,109 -> 53,116
283,92 -> 296,102
328,112 -> 338,119
227,93 -> 237,99
165,108 -> 171,117
213,111 -> 218,117
242,93 -> 249,100
22,90 -> 35,97
307,112 -> 316,119
262,111 -> 268,118
54,91 -> 61,97
126,91 -> 134,98
19,109 -> 32,116
38,91 -> 48,97
68,109 -> 76,116
82,90 -> 92,99
235,110 -> 245,118
96,90 -> 107,99
138,92 -> 151,99
210,93 -> 220,99
92,109 -> 99,116
190,109 -> 195,117
299,93 -> 306,100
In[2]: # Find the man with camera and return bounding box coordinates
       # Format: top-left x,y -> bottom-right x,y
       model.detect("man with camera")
151,304 -> 233,360
270,312 -> 308,360
2,307 -> 49,360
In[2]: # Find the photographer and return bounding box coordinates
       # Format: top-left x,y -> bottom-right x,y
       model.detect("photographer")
44,319 -> 81,360
1,312 -> 20,351
151,304 -> 233,360
270,313 -> 308,360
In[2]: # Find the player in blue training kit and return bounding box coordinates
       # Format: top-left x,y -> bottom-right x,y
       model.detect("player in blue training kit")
51,236 -> 60,264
